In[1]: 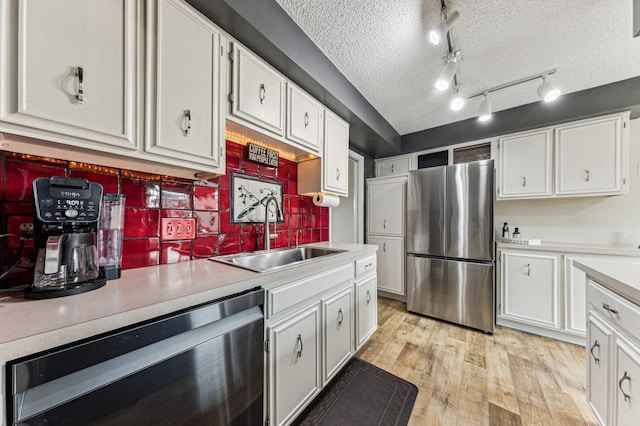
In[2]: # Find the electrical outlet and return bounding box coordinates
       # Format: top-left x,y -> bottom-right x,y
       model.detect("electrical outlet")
19,222 -> 34,232
161,218 -> 196,241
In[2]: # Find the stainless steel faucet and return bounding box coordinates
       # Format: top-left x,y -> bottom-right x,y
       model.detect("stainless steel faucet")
263,196 -> 283,250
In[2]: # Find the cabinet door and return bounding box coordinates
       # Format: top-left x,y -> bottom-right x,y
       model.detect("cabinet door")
1,0 -> 138,150
565,256 -> 588,336
268,304 -> 321,426
356,275 -> 377,349
287,84 -> 323,153
323,110 -> 349,196
587,312 -> 613,426
555,114 -> 627,196
367,178 -> 406,235
500,251 -> 560,329
322,285 -> 353,383
498,129 -> 553,198
367,236 -> 405,296
614,337 -> 640,426
232,44 -> 285,136
146,0 -> 225,170
376,157 -> 410,177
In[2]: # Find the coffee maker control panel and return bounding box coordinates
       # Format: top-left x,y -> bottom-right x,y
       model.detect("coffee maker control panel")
33,177 -> 103,223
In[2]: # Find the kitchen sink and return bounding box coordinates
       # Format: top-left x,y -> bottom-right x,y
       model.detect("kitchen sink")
210,246 -> 347,272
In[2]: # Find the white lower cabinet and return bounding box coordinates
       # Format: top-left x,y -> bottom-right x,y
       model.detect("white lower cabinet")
368,236 -> 405,297
268,303 -> 321,426
587,312 -> 613,425
498,245 -> 640,345
322,285 -> 353,383
499,250 -> 560,329
356,275 -> 377,349
265,252 -> 377,426
586,278 -> 640,425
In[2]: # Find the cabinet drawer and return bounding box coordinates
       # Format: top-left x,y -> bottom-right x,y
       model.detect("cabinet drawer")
588,280 -> 640,341
355,256 -> 376,278
267,264 -> 353,318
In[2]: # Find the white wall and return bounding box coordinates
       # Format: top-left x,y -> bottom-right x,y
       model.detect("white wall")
495,118 -> 640,248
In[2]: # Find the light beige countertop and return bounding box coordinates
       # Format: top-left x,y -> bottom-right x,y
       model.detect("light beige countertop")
497,240 -> 640,257
0,242 -> 376,425
574,260 -> 640,307
0,242 -> 375,354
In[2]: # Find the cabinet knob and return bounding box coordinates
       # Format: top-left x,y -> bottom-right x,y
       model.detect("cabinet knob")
619,371 -> 631,402
259,83 -> 266,104
304,112 -> 309,128
183,109 -> 192,136
296,334 -> 303,358
75,66 -> 84,104
602,302 -> 619,316
590,340 -> 600,365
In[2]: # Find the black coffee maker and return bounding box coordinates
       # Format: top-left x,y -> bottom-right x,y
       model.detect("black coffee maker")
27,177 -> 106,299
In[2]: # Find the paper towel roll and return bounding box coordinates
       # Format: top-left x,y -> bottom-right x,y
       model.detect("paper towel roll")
313,193 -> 340,208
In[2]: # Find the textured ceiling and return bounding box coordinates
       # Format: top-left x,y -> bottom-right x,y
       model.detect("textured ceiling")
275,0 -> 640,136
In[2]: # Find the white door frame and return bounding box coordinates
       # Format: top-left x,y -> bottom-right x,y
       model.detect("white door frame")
329,150 -> 365,243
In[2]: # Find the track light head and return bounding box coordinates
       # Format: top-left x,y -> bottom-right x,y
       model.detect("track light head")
435,58 -> 458,91
478,94 -> 492,122
450,89 -> 465,111
429,10 -> 460,46
538,76 -> 561,102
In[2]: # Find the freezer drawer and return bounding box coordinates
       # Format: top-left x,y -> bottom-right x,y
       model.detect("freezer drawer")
406,256 -> 494,333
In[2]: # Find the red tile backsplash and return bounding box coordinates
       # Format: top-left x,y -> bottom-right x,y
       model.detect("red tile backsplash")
0,141 -> 329,288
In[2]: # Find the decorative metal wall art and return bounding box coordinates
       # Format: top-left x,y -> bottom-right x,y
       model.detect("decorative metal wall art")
231,173 -> 283,224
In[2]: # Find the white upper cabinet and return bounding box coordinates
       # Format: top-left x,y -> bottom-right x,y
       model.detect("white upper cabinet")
287,84 -> 323,154
145,0 -> 225,172
497,129 -> 553,199
0,0 -> 139,151
231,43 -> 286,136
367,177 -> 406,236
322,110 -> 349,196
555,113 -> 629,196
376,157 -> 411,177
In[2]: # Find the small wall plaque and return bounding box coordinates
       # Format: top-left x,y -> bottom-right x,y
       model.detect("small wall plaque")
246,143 -> 279,167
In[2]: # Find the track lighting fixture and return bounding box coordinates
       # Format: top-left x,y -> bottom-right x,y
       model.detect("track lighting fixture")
435,57 -> 458,91
478,94 -> 492,122
537,75 -> 562,102
429,10 -> 460,45
450,87 -> 465,111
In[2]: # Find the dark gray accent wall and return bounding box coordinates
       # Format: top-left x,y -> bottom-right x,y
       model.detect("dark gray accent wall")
186,0 -> 402,158
402,76 -> 640,154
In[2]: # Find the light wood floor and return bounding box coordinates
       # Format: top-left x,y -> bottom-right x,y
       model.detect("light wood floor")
356,297 -> 599,426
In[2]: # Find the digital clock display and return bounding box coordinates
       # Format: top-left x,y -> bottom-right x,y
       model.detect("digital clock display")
65,199 -> 81,207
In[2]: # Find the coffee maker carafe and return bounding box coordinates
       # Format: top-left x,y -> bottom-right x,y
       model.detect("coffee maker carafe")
28,177 -> 106,299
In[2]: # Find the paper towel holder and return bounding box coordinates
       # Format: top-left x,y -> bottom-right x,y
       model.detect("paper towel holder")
312,192 -> 341,208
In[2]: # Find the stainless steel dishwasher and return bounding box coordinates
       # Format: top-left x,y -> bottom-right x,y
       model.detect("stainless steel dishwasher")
7,287 -> 264,425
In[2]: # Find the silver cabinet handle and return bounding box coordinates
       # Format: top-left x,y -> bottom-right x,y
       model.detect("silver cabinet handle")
366,290 -> 371,304
364,262 -> 373,269
75,66 -> 84,104
590,340 -> 600,365
183,109 -> 192,136
521,176 -> 527,187
304,112 -> 309,128
338,308 -> 343,326
602,302 -> 619,316
296,334 -> 303,358
391,164 -> 394,173
619,371 -> 631,402
585,169 -> 591,182
259,83 -> 266,104
383,219 -> 386,229
383,242 -> 386,252
525,263 -> 531,276
336,167 -> 340,180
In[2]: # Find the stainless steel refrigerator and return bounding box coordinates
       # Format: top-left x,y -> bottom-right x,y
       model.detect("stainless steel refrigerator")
406,159 -> 495,334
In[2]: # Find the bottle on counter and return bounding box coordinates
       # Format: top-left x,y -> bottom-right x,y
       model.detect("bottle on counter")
502,222 -> 510,239
512,227 -> 521,242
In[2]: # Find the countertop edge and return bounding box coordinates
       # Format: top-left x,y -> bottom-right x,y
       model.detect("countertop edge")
497,241 -> 640,257
574,260 -> 640,307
